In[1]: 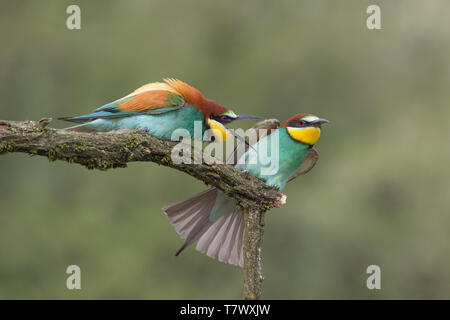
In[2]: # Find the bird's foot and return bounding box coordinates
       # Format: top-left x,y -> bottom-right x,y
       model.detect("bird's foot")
242,169 -> 250,179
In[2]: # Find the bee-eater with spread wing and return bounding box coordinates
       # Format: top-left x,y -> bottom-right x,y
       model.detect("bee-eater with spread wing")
59,78 -> 262,141
163,114 -> 329,267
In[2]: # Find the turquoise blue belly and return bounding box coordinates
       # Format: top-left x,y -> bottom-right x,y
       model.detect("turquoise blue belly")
210,128 -> 311,222
236,128 -> 311,190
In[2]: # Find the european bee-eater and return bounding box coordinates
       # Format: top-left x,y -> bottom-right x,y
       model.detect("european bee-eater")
59,78 -> 261,141
163,114 -> 329,267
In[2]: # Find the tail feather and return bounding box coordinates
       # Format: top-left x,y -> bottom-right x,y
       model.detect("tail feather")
175,214 -> 213,256
196,213 -> 229,255
234,213 -> 245,266
197,209 -> 244,267
219,211 -> 242,263
202,210 -> 236,259
162,188 -> 245,267
63,123 -> 96,132
163,188 -> 217,240
58,116 -> 86,124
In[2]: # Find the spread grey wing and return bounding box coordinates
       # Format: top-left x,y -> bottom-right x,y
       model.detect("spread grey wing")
288,148 -> 319,182
226,119 -> 281,165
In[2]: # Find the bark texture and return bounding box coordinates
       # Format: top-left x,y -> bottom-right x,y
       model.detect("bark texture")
243,208 -> 265,300
0,118 -> 284,299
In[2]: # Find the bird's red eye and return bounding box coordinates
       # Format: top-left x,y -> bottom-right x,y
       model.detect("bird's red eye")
222,116 -> 228,121
299,120 -> 306,126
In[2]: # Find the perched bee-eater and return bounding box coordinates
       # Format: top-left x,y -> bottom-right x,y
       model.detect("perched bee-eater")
163,114 -> 329,267
59,78 -> 262,141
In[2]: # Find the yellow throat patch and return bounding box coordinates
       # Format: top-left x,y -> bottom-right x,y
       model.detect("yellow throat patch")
207,119 -> 233,141
287,126 -> 321,145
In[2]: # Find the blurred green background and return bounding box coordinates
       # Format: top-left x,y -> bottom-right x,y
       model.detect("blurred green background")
1,0 -> 449,299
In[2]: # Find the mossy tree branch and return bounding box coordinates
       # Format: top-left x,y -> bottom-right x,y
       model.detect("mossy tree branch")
0,118 -> 285,299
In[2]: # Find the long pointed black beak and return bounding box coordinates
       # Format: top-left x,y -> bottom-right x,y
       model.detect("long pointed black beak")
310,118 -> 329,127
236,114 -> 265,120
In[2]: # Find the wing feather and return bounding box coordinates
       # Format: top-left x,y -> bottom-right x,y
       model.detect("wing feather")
287,148 -> 319,182
226,119 -> 280,165
116,90 -> 184,112
59,83 -> 185,123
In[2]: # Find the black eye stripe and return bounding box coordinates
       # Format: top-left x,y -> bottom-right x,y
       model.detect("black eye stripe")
211,114 -> 233,124
289,119 -> 308,127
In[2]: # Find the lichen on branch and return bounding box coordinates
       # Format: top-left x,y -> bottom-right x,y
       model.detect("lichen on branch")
0,118 -> 285,299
